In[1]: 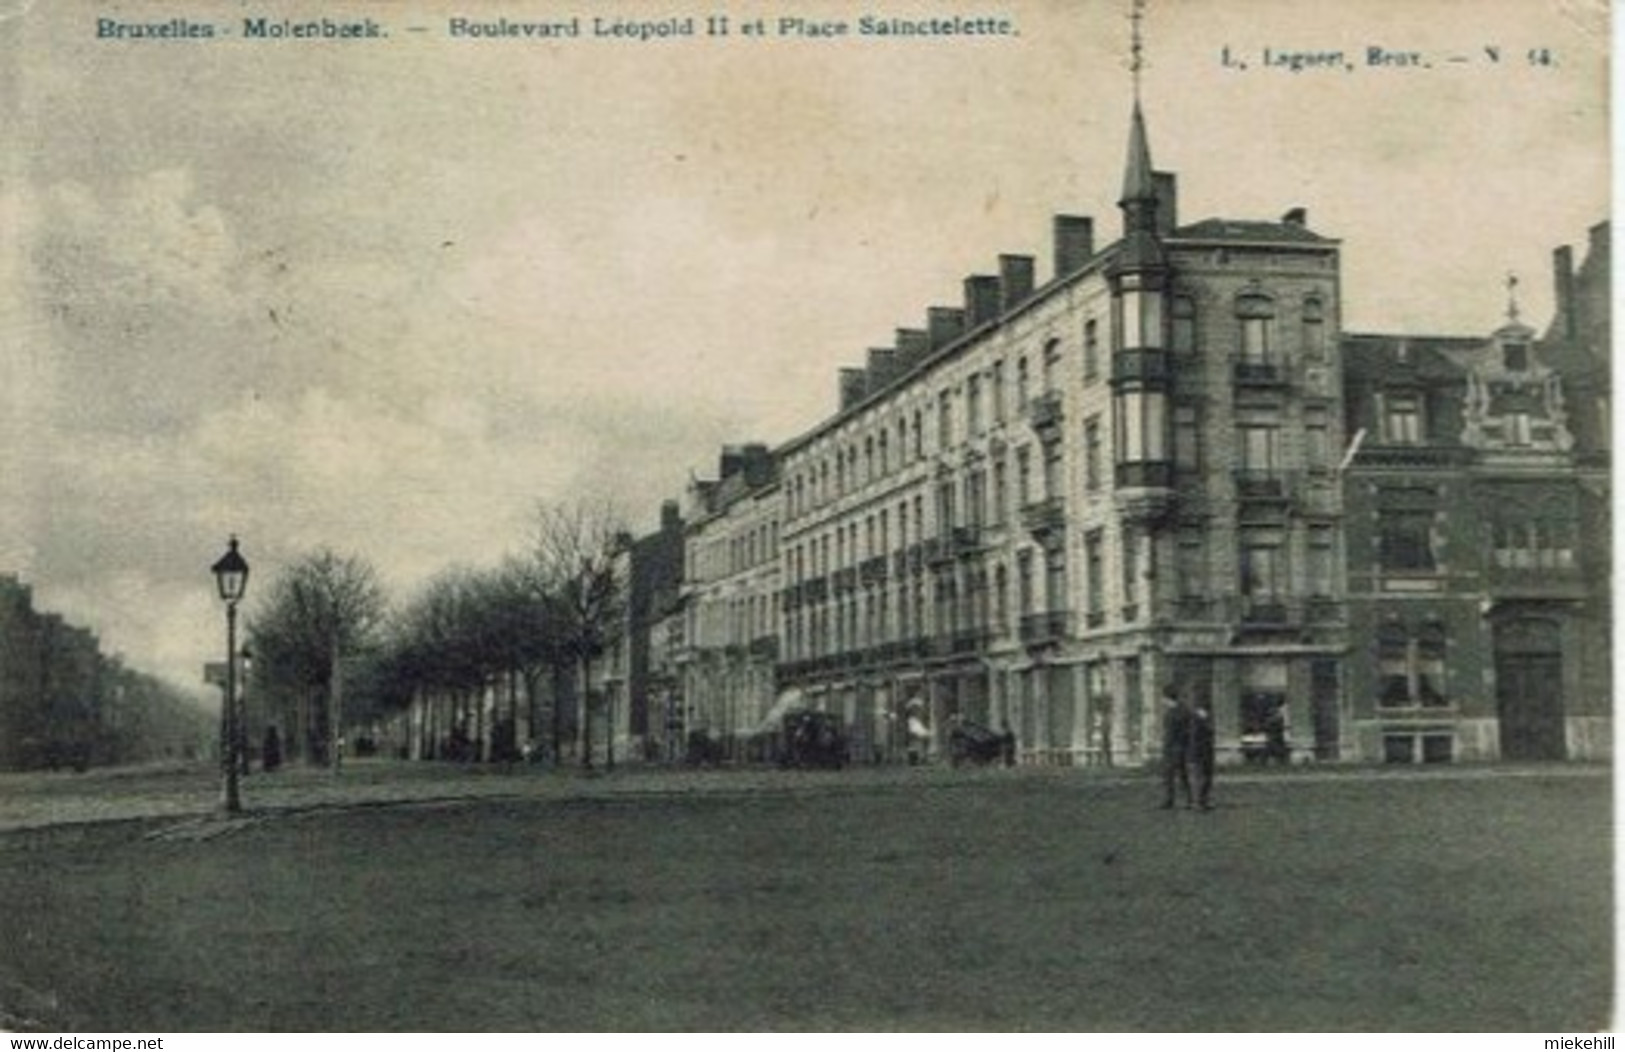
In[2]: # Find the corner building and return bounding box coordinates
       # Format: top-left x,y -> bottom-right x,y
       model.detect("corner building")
774,103 -> 1348,765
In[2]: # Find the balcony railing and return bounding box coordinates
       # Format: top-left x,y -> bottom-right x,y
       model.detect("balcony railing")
860,555 -> 889,585
1352,445 -> 1473,469
1233,361 -> 1286,386
1026,390 -> 1064,432
1241,599 -> 1291,625
1019,609 -> 1072,645
950,525 -> 985,555
1113,462 -> 1174,490
832,567 -> 858,594
1233,469 -> 1289,500
1305,596 -> 1342,623
1112,348 -> 1171,383
1020,496 -> 1066,536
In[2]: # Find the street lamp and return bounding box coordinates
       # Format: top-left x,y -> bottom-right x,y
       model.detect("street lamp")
210,536 -> 249,814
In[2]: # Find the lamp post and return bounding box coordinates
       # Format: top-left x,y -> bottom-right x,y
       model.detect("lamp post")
211,536 -> 250,814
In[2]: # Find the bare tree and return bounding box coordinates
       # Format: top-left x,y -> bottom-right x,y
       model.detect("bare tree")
247,549 -> 388,771
531,499 -> 630,771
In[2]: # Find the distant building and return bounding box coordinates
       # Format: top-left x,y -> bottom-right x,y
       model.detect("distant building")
675,445 -> 781,757
600,499 -> 685,762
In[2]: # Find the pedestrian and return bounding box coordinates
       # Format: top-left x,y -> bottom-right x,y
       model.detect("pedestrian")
1191,701 -> 1216,811
1093,697 -> 1114,767
1266,701 -> 1289,765
261,725 -> 282,773
999,721 -> 1017,767
1159,684 -> 1193,809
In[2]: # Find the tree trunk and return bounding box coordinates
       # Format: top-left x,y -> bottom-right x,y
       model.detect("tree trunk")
580,655 -> 593,771
551,665 -> 564,764
329,633 -> 343,775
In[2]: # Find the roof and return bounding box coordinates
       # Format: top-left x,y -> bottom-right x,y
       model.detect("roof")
1170,218 -> 1336,245
1341,333 -> 1481,384
1120,101 -> 1157,206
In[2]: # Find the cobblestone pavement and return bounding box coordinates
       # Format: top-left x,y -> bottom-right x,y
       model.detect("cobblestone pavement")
0,756 -> 1607,834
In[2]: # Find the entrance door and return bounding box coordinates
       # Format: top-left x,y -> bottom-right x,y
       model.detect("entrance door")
1495,618 -> 1566,761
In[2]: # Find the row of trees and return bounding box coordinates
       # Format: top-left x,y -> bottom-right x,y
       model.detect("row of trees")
243,501 -> 630,771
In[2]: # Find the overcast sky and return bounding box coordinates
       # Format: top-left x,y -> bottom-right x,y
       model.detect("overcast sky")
0,0 -> 1609,696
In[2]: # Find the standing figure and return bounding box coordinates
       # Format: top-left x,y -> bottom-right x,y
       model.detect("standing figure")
1094,697 -> 1114,768
261,725 -> 282,773
1159,685 -> 1192,809
1265,701 -> 1289,765
1191,702 -> 1216,811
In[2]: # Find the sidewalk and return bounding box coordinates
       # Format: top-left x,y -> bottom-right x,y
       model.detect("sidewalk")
0,756 -> 1607,834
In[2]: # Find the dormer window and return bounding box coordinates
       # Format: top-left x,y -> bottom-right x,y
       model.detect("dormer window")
1382,394 -> 1423,445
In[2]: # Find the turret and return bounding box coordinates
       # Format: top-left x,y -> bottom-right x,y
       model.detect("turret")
1108,101 -> 1175,517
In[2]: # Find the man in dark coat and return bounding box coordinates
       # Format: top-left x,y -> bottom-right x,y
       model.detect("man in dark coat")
1191,701 -> 1216,811
1159,684 -> 1192,809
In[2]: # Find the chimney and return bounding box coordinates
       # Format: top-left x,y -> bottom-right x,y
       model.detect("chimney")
896,328 -> 929,372
998,254 -> 1035,311
927,306 -> 965,350
964,275 -> 1001,329
866,347 -> 899,390
1053,215 -> 1095,278
838,367 -> 868,410
1552,244 -> 1576,340
1153,172 -> 1178,236
660,499 -> 681,533
741,443 -> 775,486
719,445 -> 745,480
1282,207 -> 1307,228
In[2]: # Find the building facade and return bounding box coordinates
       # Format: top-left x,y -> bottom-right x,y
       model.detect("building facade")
769,103 -> 1348,766
1341,223 -> 1611,763
676,445 -> 782,756
657,108 -> 1609,767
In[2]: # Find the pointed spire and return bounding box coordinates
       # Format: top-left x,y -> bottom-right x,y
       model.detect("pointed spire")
1505,270 -> 1521,324
1114,0 -> 1164,271
1120,99 -> 1157,208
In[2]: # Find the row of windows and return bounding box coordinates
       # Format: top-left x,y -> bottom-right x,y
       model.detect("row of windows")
1378,390 -> 1552,448
690,515 -> 780,583
1375,510 -> 1586,575
770,526 -> 1339,660
687,592 -> 777,649
784,290 -> 1327,520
